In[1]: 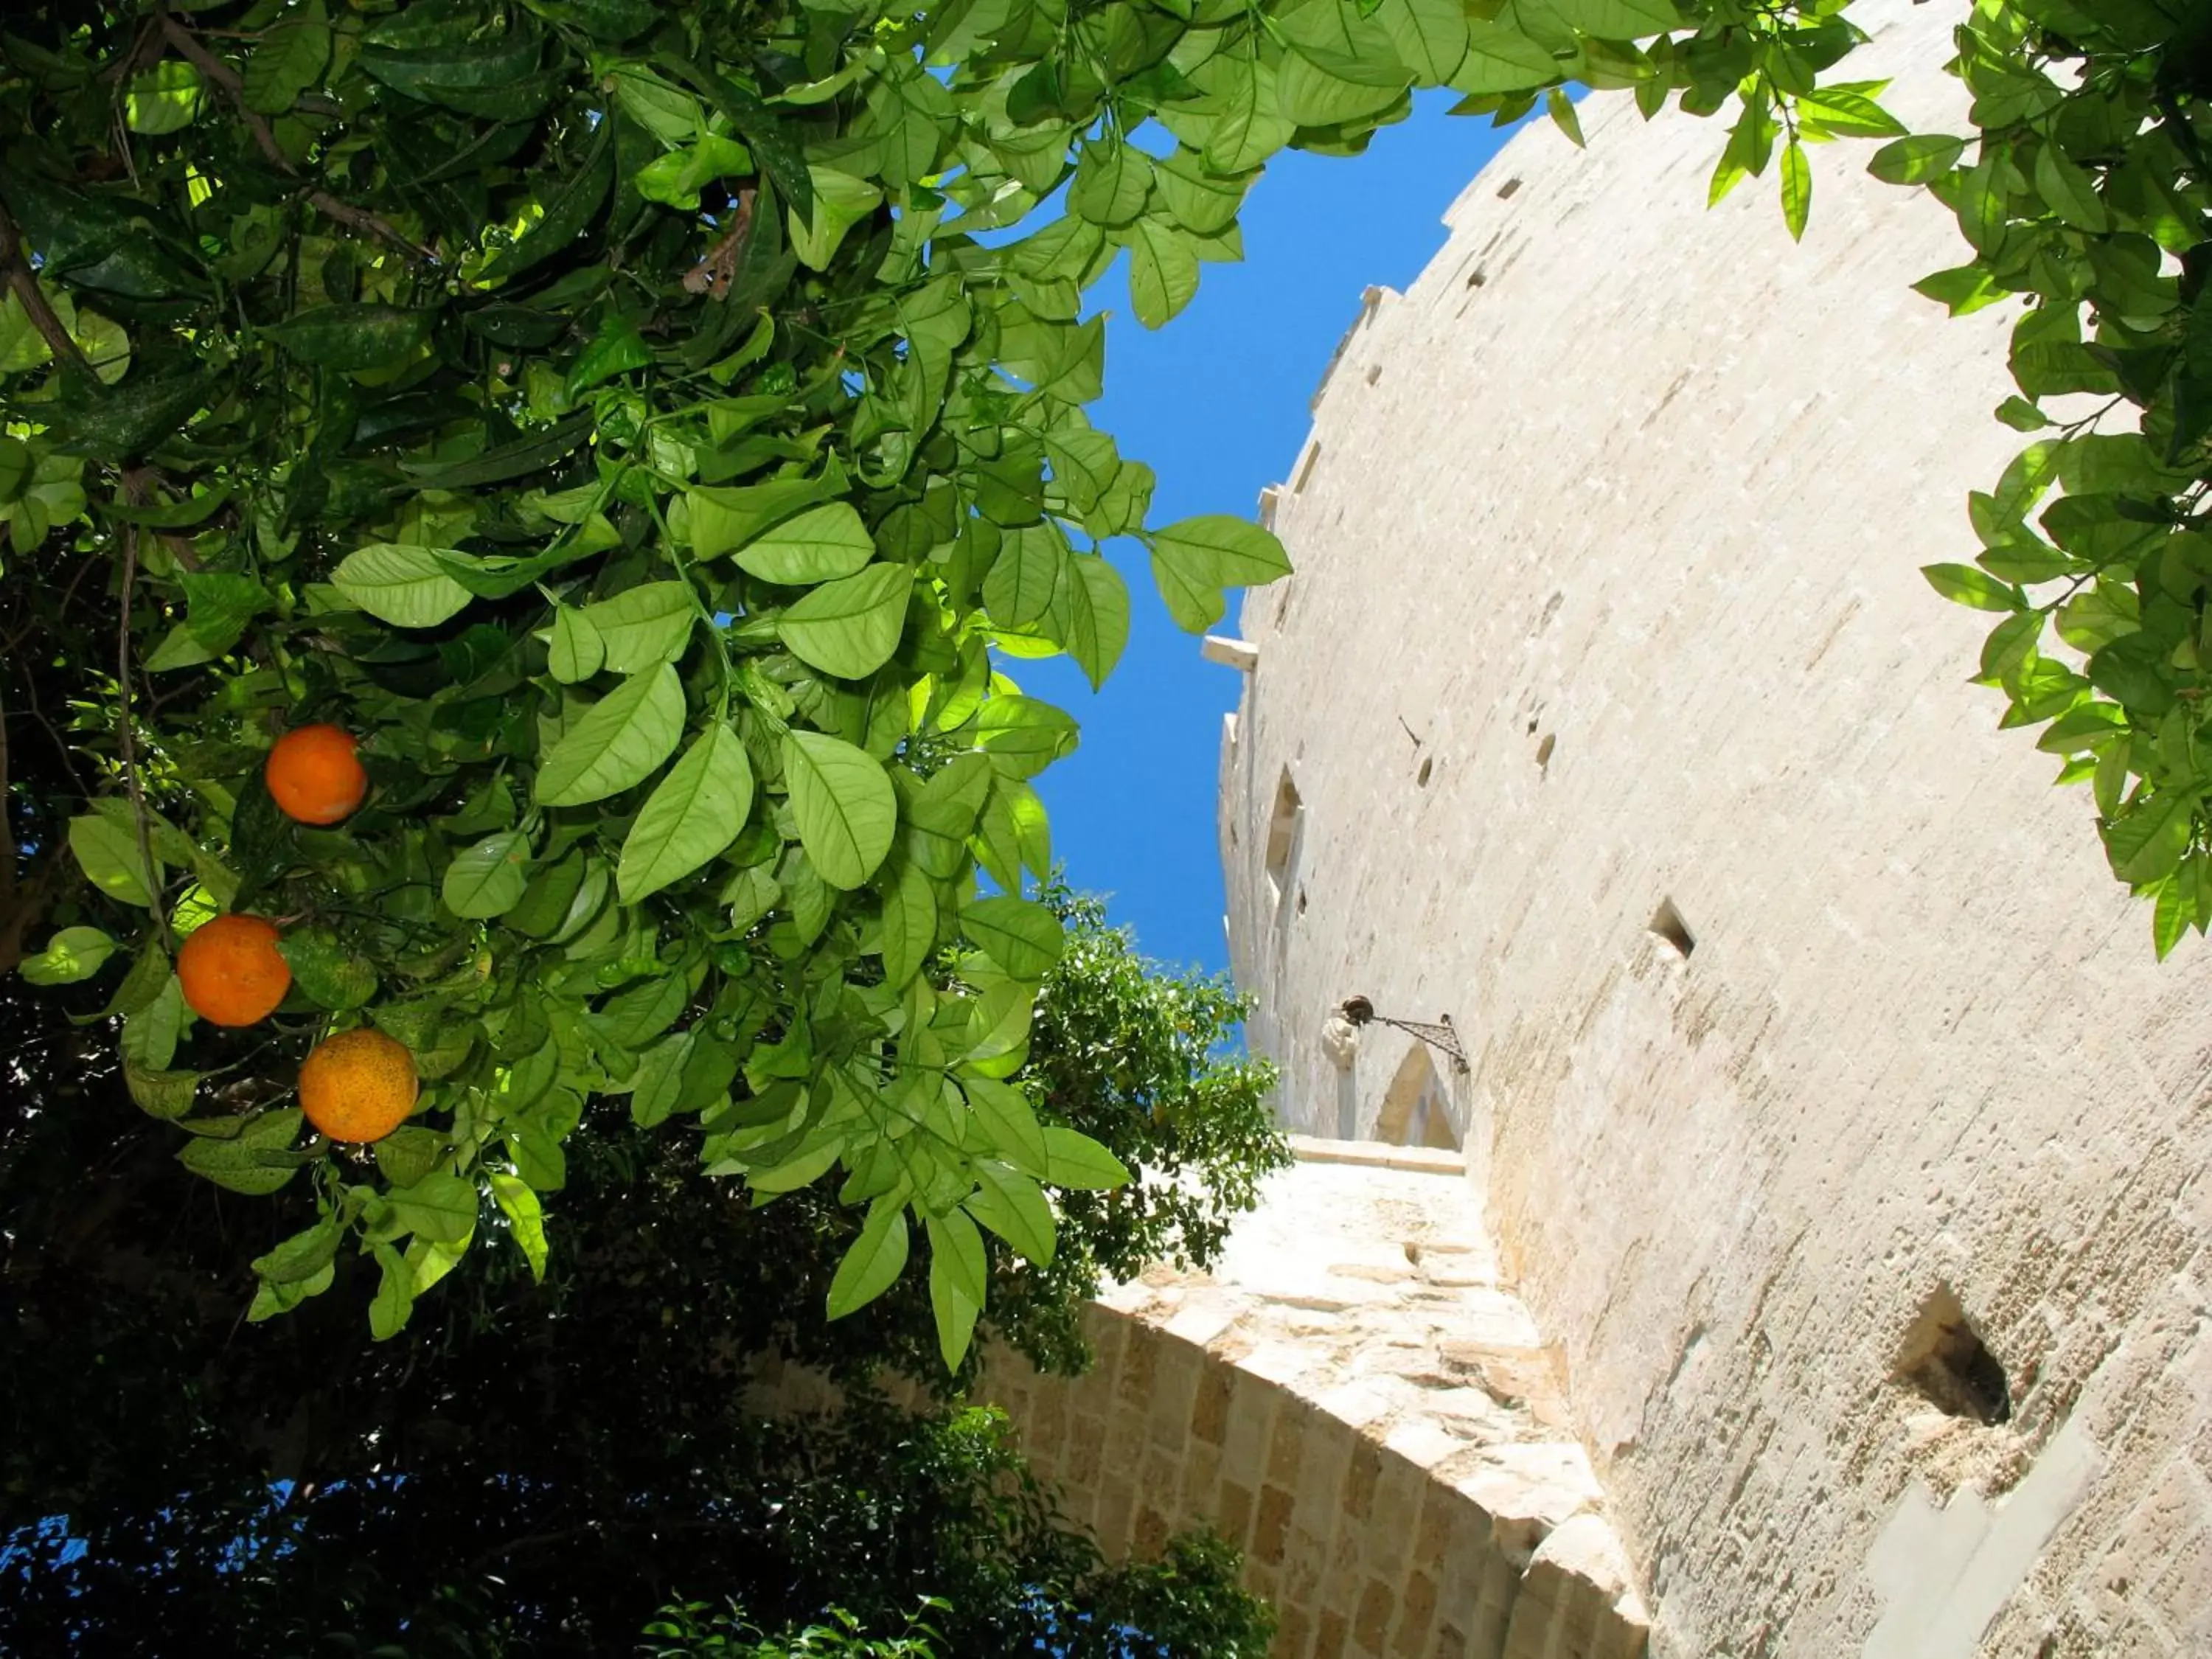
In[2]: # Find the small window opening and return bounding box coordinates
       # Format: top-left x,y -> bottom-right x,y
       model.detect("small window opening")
1264,771 -> 1302,905
1296,886 -> 1308,915
1649,898 -> 1695,959
1365,364 -> 1382,386
1416,757 -> 1433,787
1377,1045 -> 1459,1150
1497,177 -> 1523,200
1465,268 -> 1487,289
1534,734 -> 1555,771
1896,1284 -> 2011,1425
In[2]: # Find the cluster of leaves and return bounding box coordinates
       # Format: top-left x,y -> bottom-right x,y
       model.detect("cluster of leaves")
1874,0 -> 2211,956
0,0 -> 2011,1349
644,1600 -> 951,1659
643,1531 -> 1270,1659
0,939 -> 1276,1656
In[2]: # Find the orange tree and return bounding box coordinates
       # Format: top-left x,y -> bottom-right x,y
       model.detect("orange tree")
10,0 -> 2188,1349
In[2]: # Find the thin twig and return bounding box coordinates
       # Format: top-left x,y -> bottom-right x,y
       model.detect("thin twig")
304,189 -> 436,263
0,203 -> 88,369
159,15 -> 434,263
116,518 -> 168,956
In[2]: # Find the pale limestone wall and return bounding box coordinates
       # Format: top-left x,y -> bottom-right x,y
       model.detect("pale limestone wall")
1216,2 -> 2212,1654
745,1143 -> 1648,1658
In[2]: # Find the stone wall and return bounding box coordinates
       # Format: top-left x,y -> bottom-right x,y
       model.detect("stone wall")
1215,1 -> 2212,1653
746,1142 -> 1649,1658
986,1142 -> 1646,1658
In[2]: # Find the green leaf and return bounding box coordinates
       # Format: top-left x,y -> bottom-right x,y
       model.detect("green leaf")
961,1075 -> 1048,1178
178,1107 -> 300,1196
252,1217 -> 343,1285
1151,514 -> 1293,586
826,1196 -> 911,1319
535,664 -> 687,807
280,927 -> 378,1010
2033,141 -> 2109,234
927,1212 -> 984,1371
1921,563 -> 2022,613
783,730 -> 897,889
374,1124 -> 445,1188
69,813 -> 153,907
1378,0 -> 1469,83
124,1060 -> 198,1120
442,830 -> 532,919
960,895 -> 1063,978
1545,0 -> 1678,35
1069,142 -> 1154,227
263,305 -> 432,372
369,1243 -> 414,1340
878,858 -> 939,990
1780,137 -> 1810,242
243,0 -> 331,114
1127,218 -> 1200,330
1793,88 -> 1906,139
126,61 -> 204,135
548,605 -> 605,683
1450,22 -> 1559,94
582,581 -> 697,672
1152,153 -> 1253,235
617,724 -> 757,902
1062,554 -> 1130,690
720,498 -> 875,585
1868,133 -> 1965,187
777,563 -> 912,679
1205,58 -> 1297,173
2106,790 -> 2197,887
388,1168 -> 479,1245
1043,1126 -> 1132,1190
1546,87 -> 1585,149
964,979 -> 1035,1067
964,1159 -> 1055,1267
333,543 -> 474,629
1913,263 -> 2010,318
2153,871 -> 2189,960
984,524 -> 1068,630
1148,514 -> 1291,632
489,1171 -> 549,1281
20,925 -> 116,985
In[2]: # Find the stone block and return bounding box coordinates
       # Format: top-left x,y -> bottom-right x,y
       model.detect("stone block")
1354,1578 -> 1397,1656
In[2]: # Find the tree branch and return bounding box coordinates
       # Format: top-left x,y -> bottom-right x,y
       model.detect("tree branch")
0,203 -> 88,370
158,16 -> 436,265
115,515 -> 167,954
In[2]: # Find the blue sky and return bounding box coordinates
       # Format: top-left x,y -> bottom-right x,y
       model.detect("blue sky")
1014,92 -> 1523,976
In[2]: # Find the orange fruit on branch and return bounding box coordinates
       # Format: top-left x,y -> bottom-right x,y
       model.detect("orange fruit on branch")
266,724 -> 369,825
299,1028 -> 419,1144
176,913 -> 293,1027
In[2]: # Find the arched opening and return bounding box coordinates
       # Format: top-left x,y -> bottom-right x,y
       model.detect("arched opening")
1375,1043 -> 1460,1150
1265,768 -> 1304,909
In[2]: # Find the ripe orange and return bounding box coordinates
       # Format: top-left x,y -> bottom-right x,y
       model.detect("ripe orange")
176,913 -> 292,1027
266,724 -> 368,825
299,1028 -> 419,1144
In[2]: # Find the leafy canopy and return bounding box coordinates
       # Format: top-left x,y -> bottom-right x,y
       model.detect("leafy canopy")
4,0 -> 2197,1354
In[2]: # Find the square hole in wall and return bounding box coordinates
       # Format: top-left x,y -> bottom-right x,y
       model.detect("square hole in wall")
1649,897 -> 1695,959
1895,1284 -> 2011,1425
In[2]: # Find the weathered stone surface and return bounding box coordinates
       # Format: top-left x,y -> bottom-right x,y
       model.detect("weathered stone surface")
1216,0 -> 2212,1653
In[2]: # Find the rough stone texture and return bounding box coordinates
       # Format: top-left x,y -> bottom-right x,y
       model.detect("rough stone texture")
984,1143 -> 1646,1658
744,1143 -> 1647,1658
1215,2 -> 2212,1654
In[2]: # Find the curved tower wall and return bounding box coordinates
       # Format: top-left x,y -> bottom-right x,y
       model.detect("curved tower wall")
1218,1 -> 2212,1652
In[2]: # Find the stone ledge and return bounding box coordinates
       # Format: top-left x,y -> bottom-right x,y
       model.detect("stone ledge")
1289,1134 -> 1466,1175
